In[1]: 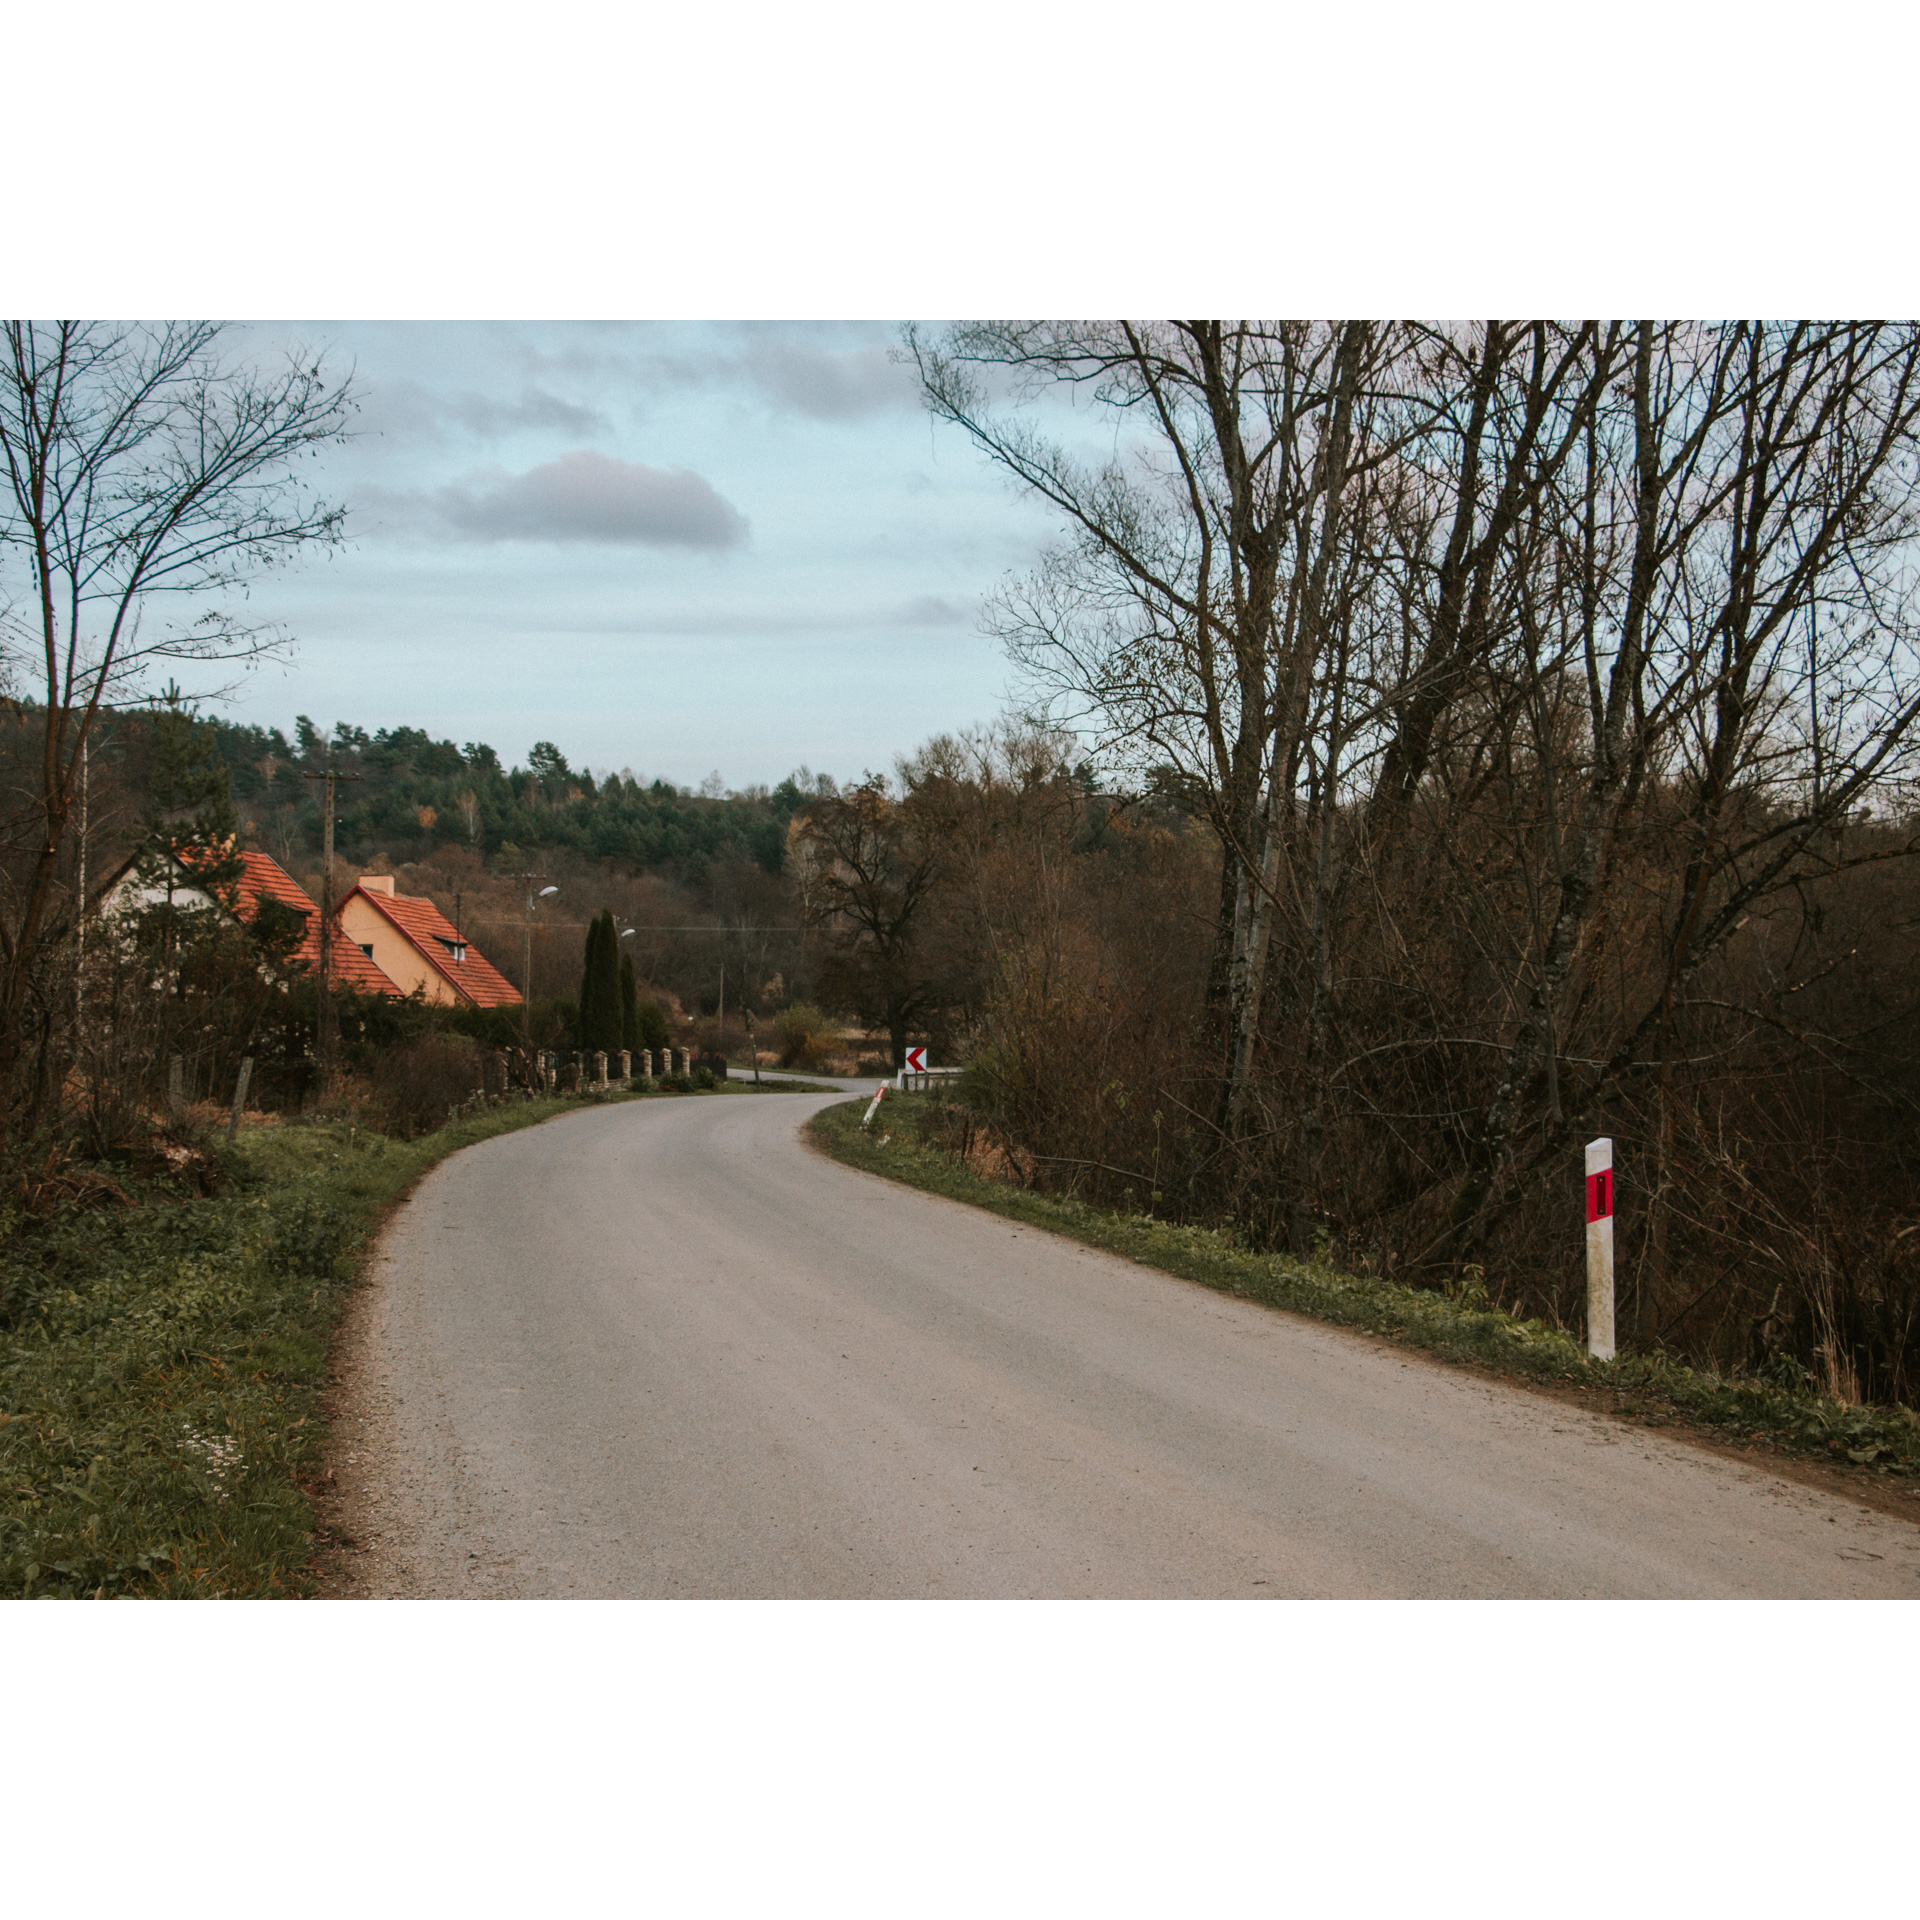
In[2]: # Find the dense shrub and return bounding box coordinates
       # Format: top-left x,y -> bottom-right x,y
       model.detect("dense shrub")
634,995 -> 670,1056
772,1002 -> 837,1071
369,1032 -> 488,1138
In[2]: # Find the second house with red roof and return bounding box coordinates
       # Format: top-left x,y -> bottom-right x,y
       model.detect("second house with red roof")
338,876 -> 522,1009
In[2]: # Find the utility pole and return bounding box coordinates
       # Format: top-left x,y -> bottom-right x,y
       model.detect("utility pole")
303,763 -> 360,1086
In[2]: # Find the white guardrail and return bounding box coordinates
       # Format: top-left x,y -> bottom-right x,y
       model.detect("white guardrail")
894,1068 -> 963,1092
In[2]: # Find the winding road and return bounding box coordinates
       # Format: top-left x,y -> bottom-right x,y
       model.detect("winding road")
328,1089 -> 1920,1597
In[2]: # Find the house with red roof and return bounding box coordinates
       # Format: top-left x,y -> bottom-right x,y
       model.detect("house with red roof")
337,876 -> 521,1009
100,847 -> 399,995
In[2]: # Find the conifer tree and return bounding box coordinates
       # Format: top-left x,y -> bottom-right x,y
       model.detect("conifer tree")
577,913 -> 598,1033
620,950 -> 641,1054
594,910 -> 625,1052
578,909 -> 623,1054
136,685 -> 246,907
576,912 -> 600,1048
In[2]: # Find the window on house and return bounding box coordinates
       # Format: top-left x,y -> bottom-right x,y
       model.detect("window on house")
358,944 -> 375,959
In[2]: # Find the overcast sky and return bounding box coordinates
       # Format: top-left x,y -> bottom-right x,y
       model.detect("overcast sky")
181,321 -> 1060,790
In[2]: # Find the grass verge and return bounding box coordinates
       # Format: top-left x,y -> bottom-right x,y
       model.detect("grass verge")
810,1096 -> 1920,1484
0,1082 -> 711,1599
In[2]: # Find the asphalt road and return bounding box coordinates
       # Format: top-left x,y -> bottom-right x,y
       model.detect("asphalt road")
345,1090 -> 1920,1597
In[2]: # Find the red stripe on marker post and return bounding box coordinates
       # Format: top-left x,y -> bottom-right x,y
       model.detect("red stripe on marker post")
1586,1167 -> 1612,1223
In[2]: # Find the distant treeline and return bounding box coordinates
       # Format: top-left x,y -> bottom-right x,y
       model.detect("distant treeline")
125,711 -> 806,881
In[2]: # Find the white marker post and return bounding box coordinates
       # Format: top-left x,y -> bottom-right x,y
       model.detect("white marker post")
861,1084 -> 889,1130
1585,1137 -> 1615,1361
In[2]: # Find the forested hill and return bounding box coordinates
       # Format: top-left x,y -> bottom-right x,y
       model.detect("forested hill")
180,712 -> 803,880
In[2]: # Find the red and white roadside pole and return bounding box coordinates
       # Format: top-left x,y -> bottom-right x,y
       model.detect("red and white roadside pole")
1585,1137 -> 1615,1360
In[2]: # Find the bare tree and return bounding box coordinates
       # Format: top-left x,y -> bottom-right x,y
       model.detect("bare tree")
795,775 -> 946,1068
0,321 -> 352,1127
1274,324 -> 1626,1251
1423,321 -> 1920,1266
908,320 -> 1406,1136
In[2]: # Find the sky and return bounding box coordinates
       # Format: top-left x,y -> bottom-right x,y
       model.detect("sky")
174,321 -> 1064,790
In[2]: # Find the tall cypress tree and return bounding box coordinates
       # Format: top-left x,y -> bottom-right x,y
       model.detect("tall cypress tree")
579,908 -> 623,1054
577,912 -> 600,1037
620,950 -> 641,1053
596,911 -> 624,1053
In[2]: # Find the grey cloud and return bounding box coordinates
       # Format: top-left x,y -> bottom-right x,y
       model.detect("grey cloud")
481,324 -> 922,423
544,328 -> 919,423
734,337 -> 919,421
456,388 -> 610,439
413,451 -> 750,550
355,378 -> 611,445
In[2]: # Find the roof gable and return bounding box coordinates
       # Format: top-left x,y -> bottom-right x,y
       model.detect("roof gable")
344,884 -> 522,1007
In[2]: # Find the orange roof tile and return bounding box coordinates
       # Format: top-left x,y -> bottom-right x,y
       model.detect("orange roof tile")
187,848 -> 399,995
345,883 -> 522,1008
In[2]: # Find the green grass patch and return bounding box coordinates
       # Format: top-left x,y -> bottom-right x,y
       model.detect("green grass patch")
811,1096 -> 1920,1480
0,1082 -> 699,1599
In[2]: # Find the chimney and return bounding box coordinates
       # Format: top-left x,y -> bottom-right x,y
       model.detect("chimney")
360,875 -> 395,895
